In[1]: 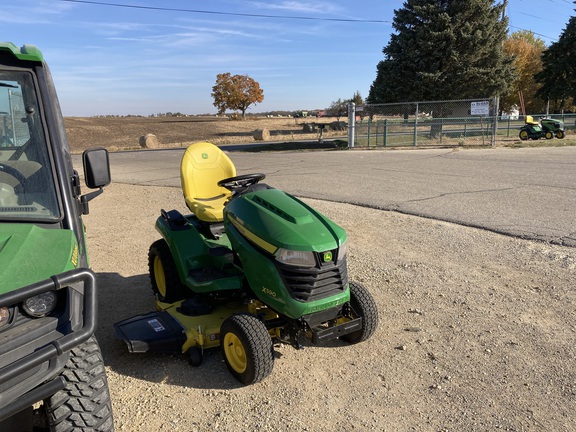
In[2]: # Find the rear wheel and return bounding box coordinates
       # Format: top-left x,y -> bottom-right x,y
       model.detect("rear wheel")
545,131 -> 554,140
519,129 -> 529,140
340,282 -> 379,344
44,336 -> 114,431
148,239 -> 188,303
556,130 -> 565,139
220,314 -> 274,385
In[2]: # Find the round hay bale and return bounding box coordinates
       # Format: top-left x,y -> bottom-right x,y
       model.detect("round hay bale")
302,123 -> 317,133
329,121 -> 347,131
139,133 -> 159,149
253,128 -> 270,141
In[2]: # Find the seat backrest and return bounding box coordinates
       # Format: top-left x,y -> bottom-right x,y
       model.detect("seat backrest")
526,115 -> 538,125
180,142 -> 236,222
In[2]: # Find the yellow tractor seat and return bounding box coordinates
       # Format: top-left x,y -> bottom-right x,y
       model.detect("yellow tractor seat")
180,142 -> 236,223
525,115 -> 539,125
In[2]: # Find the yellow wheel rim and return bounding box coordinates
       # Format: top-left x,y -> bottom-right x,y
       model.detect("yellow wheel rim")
223,332 -> 247,373
153,256 -> 167,298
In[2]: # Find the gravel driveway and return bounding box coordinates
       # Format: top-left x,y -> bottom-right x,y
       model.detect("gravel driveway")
86,181 -> 576,431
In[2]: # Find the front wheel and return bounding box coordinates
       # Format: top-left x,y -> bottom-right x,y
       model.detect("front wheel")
220,314 -> 274,385
148,239 -> 188,303
340,282 -> 379,344
44,336 -> 114,431
556,130 -> 566,139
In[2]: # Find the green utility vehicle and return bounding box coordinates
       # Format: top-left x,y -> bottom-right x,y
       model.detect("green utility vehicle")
0,43 -> 114,430
115,142 -> 379,385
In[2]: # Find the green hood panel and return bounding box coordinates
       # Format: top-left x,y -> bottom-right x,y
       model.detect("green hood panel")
0,224 -> 78,294
225,188 -> 347,253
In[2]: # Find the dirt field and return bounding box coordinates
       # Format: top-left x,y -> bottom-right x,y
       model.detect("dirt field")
64,116 -> 343,152
84,180 -> 575,431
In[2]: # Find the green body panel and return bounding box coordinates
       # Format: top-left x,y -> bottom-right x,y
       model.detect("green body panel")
228,222 -> 349,319
0,224 -> 77,294
0,42 -> 43,62
155,215 -> 243,293
540,118 -> 564,132
225,188 -> 347,252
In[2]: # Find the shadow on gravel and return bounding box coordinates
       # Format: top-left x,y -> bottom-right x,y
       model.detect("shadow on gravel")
94,271 -> 348,390
94,272 -> 244,390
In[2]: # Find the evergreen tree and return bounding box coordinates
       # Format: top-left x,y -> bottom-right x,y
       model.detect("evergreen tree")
367,0 -> 514,104
351,90 -> 364,106
535,6 -> 576,112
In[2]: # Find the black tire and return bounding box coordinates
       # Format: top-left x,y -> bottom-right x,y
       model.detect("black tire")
556,130 -> 565,139
545,131 -> 554,140
220,314 -> 274,385
187,346 -> 203,367
44,336 -> 114,431
340,281 -> 379,344
148,239 -> 188,303
518,130 -> 529,141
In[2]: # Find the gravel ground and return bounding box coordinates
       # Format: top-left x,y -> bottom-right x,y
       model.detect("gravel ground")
87,182 -> 576,432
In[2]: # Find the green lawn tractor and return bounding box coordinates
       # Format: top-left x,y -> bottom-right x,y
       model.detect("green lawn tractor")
115,142 -> 378,385
519,115 -> 565,140
0,43 -> 114,430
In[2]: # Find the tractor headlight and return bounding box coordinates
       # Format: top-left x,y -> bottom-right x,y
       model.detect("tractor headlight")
337,239 -> 348,263
23,292 -> 58,317
275,248 -> 316,267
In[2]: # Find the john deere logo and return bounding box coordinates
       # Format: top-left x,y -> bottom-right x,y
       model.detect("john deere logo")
202,152 -> 209,159
323,251 -> 332,262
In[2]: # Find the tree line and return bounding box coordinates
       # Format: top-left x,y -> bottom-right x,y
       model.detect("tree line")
366,0 -> 576,115
210,1 -> 575,119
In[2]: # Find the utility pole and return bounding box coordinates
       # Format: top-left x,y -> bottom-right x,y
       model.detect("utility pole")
502,0 -> 508,21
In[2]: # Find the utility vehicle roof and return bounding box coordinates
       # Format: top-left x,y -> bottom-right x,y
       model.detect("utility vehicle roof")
0,42 -> 43,62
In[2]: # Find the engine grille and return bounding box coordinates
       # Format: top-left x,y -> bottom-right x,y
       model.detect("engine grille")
275,256 -> 348,302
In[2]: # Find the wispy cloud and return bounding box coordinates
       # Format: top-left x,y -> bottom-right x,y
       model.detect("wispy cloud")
248,1 -> 344,15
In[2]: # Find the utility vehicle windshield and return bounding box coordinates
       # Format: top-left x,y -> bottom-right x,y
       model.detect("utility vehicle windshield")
0,70 -> 59,221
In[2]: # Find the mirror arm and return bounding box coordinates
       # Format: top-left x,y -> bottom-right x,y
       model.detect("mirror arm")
80,187 -> 103,215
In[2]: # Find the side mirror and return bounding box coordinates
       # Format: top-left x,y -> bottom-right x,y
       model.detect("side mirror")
83,147 -> 111,189
80,148 -> 111,215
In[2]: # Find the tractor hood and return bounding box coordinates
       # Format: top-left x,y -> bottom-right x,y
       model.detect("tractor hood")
225,188 -> 347,254
0,224 -> 78,294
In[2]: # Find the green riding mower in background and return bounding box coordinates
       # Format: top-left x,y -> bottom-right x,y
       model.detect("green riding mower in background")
519,115 -> 565,140
115,142 -> 379,385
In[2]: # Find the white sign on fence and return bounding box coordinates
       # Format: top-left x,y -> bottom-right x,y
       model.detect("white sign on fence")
471,101 -> 490,116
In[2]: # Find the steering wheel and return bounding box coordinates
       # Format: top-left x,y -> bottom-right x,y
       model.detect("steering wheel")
0,163 -> 28,188
217,173 -> 266,192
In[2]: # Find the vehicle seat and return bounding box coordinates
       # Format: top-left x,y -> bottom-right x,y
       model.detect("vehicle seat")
526,115 -> 539,125
180,142 -> 236,223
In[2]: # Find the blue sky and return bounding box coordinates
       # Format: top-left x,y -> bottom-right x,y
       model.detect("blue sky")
2,0 -> 574,117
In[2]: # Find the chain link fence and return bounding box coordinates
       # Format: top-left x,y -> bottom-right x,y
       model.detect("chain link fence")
350,98 -> 498,148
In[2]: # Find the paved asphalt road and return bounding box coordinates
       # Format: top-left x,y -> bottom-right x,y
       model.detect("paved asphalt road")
74,145 -> 576,247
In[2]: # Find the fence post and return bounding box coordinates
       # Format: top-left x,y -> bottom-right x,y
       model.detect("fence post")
367,118 -> 371,147
413,102 -> 419,146
491,96 -> 499,147
348,102 -> 355,149
384,119 -> 388,147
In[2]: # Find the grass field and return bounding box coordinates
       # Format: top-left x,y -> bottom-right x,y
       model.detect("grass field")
64,115 -> 346,153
